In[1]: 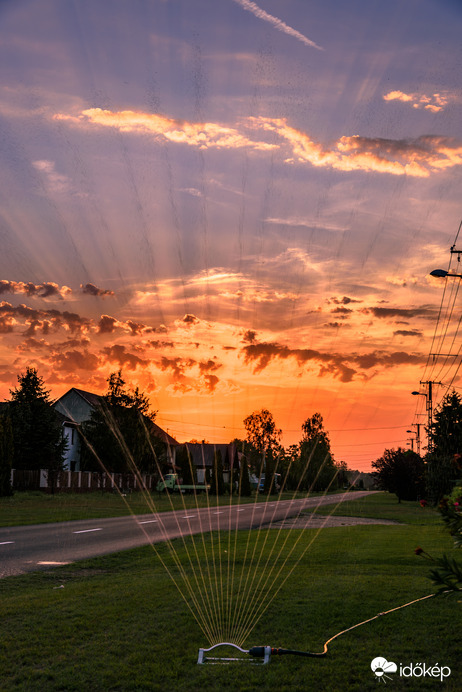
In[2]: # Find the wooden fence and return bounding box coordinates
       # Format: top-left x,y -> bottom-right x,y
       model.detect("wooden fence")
11,469 -> 158,493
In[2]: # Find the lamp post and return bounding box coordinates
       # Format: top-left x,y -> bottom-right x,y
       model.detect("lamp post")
430,269 -> 462,279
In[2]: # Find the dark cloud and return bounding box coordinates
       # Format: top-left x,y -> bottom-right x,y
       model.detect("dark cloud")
97,315 -> 118,334
242,339 -> 426,383
102,344 -> 150,370
0,280 -> 71,298
394,329 -> 423,337
330,307 -> 352,317
146,339 -> 174,349
50,350 -> 100,372
242,329 -> 257,343
363,306 -> 436,319
126,320 -> 145,335
0,316 -> 14,333
330,296 -> 361,305
182,314 -> 200,324
81,283 -> 115,297
0,302 -> 89,333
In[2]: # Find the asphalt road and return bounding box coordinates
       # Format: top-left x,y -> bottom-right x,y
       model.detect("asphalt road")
0,491 -> 377,578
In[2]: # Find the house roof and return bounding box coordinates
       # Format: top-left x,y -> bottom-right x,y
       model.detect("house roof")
69,387 -> 105,408
54,387 -> 179,446
184,442 -> 236,468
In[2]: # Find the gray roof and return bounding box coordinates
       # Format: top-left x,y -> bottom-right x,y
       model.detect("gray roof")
184,442 -> 236,468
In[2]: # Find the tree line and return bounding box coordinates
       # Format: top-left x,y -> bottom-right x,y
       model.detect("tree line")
372,390 -> 462,503
0,367 -> 352,496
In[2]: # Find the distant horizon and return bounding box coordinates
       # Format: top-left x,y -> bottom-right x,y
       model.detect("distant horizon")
1,0 -> 462,472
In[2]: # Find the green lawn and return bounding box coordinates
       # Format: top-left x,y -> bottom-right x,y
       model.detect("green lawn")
311,490 -> 440,525
0,488 -> 342,527
0,494 -> 460,690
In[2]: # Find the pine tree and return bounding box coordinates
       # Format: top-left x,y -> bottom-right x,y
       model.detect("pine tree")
0,414 -> 14,496
9,368 -> 66,486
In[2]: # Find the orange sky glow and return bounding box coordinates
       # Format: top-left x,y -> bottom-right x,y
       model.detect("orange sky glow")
1,0 -> 462,471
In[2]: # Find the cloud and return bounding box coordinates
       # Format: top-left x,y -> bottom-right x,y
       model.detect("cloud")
232,0 -> 323,51
102,344 -> 150,370
0,280 -> 72,299
157,355 -> 222,393
49,349 -> 100,372
241,339 -> 426,382
0,301 -> 90,334
32,160 -> 74,194
363,306 -> 436,320
55,106 -> 462,178
251,116 -> 462,176
393,329 -> 423,337
55,108 -> 276,151
97,315 -> 120,334
383,90 -> 449,113
81,283 -> 115,297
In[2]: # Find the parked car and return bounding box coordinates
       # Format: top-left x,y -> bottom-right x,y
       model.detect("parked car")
258,473 -> 281,492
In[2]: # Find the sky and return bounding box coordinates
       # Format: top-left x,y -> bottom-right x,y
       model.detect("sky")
1,0 -> 462,470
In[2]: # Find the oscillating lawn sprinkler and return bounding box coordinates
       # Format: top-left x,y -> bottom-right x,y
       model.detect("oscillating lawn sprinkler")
197,642 -> 325,665
197,590 -> 443,665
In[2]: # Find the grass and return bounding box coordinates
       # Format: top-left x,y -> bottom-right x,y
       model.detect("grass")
311,491 -> 440,525
0,493 -> 460,690
0,488 -> 342,527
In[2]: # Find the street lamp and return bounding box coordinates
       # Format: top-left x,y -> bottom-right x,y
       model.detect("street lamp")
430,269 -> 462,278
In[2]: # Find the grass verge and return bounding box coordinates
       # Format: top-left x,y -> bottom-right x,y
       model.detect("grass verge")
311,491 -> 439,525
0,488 -> 344,527
0,495 -> 460,690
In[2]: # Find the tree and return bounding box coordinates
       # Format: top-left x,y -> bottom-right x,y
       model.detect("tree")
231,440 -> 251,496
176,445 -> 195,485
425,391 -> 462,502
298,413 -> 336,492
243,409 -> 282,457
81,371 -> 163,475
210,448 -> 225,495
9,368 -> 66,488
0,413 -> 14,496
372,447 -> 425,502
430,390 -> 462,458
243,409 -> 282,488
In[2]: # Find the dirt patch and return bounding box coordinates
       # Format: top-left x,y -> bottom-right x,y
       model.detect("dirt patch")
269,513 -> 400,529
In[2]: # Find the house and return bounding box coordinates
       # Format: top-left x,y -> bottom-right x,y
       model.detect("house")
53,387 -> 179,472
184,442 -> 237,484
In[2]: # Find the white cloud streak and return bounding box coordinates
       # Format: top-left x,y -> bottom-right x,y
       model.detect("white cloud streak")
232,0 -> 323,51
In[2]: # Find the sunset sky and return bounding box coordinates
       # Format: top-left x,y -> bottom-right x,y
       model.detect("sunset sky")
1,0 -> 462,470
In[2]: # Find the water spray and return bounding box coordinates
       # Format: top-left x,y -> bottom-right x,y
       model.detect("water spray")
197,590 -> 442,665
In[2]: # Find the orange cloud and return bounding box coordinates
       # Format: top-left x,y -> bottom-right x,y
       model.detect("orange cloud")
383,90 -> 449,112
251,116 -> 462,177
0,280 -> 72,299
81,283 -> 115,297
55,108 -> 276,151
55,107 -> 462,178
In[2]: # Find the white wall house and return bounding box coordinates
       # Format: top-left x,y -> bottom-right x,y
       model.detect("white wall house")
54,387 -> 179,472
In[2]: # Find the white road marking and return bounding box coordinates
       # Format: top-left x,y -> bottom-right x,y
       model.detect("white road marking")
214,511 -> 224,515
37,561 -> 70,565
73,528 -> 102,534
139,519 -> 158,524
0,541 -> 14,545
182,515 -> 196,519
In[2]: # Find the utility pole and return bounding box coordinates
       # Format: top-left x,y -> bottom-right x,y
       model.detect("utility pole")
412,382 -> 441,453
